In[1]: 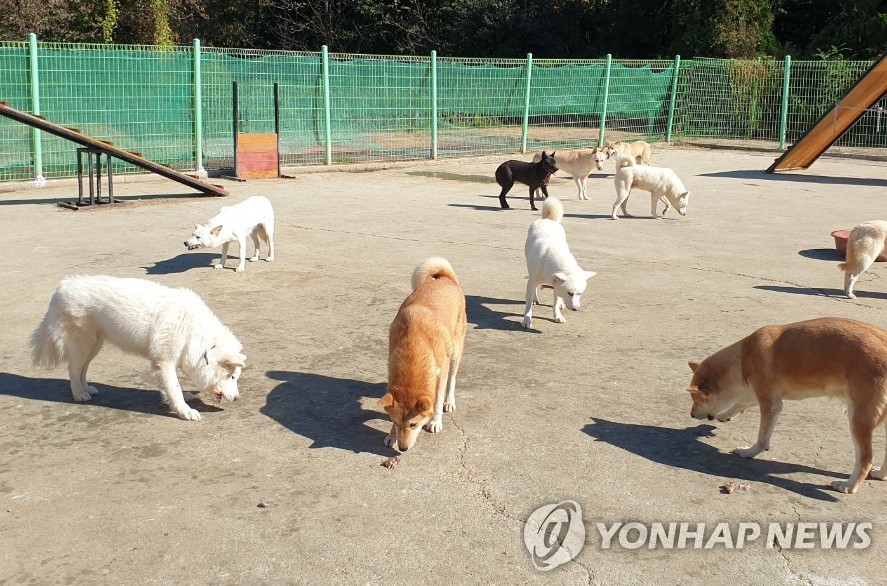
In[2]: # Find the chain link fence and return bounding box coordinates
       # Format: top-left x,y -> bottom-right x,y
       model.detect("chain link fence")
0,39 -> 882,183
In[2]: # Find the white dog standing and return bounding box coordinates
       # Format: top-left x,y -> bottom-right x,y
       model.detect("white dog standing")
612,155 -> 689,220
534,148 -> 606,200
31,275 -> 246,421
522,197 -> 596,328
185,195 -> 275,272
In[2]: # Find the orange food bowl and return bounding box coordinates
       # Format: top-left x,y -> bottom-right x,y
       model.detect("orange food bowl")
832,229 -> 887,261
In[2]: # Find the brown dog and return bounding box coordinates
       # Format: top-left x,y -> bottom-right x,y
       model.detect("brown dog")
687,317 -> 887,494
379,257 -> 467,452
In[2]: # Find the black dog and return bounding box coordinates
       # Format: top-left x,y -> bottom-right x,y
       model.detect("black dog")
495,151 -> 558,211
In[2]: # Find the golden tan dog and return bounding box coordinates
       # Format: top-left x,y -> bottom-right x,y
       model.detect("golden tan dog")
687,317 -> 887,494
606,140 -> 652,165
838,220 -> 887,299
379,257 -> 467,452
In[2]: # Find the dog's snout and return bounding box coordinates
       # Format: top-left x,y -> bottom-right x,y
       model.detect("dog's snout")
399,443 -> 409,452
183,241 -> 188,246
707,414 -> 715,421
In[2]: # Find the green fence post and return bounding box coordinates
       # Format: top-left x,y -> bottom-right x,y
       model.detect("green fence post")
431,50 -> 438,160
321,45 -> 333,166
192,38 -> 204,173
779,55 -> 792,150
520,53 -> 533,153
665,55 -> 681,144
598,54 -> 612,148
28,33 -> 44,184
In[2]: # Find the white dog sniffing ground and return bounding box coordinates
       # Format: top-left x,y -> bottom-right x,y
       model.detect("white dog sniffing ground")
185,195 -> 275,272
612,155 -> 689,220
31,275 -> 246,421
533,148 -> 606,200
687,317 -> 887,494
522,197 -> 596,329
839,220 -> 887,299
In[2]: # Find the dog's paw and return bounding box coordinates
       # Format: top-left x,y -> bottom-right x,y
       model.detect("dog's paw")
830,480 -> 858,494
213,263 -> 225,270
266,256 -> 274,262
249,255 -> 259,263
384,434 -> 398,449
182,391 -> 199,402
847,292 -> 856,300
870,467 -> 887,480
555,315 -> 566,324
521,316 -> 532,329
84,385 -> 99,396
177,408 -> 202,421
610,214 -> 619,220
235,265 -> 245,273
424,420 -> 443,433
733,446 -> 760,459
72,388 -> 93,402
443,399 -> 456,412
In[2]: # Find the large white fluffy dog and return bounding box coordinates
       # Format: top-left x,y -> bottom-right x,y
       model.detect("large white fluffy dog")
185,195 -> 275,272
612,155 -> 689,220
31,275 -> 246,421
523,197 -> 596,329
533,148 -> 606,200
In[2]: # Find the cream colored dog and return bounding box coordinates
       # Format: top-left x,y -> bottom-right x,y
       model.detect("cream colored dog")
533,148 -> 606,200
839,220 -> 887,299
606,140 -> 652,165
612,156 -> 689,220
687,317 -> 887,494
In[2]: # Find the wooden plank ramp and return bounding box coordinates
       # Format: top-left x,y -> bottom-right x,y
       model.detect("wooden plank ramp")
0,102 -> 226,196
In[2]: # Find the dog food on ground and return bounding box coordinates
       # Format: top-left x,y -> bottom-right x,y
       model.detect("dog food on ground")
381,455 -> 402,469
720,481 -> 750,494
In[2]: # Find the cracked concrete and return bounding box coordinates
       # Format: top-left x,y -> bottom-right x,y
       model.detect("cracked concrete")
2,147 -> 887,584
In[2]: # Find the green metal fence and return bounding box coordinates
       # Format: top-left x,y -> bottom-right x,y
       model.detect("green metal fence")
0,39 -> 882,183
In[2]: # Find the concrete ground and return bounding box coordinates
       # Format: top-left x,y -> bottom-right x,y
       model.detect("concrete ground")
1,147 -> 887,585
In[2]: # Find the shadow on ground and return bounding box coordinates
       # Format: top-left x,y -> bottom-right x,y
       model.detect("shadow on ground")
143,252 -> 217,275
0,193 -> 209,207
583,418 -> 841,501
0,373 -> 222,418
405,171 -> 494,183
754,284 -> 887,300
798,248 -> 843,261
700,170 -> 887,188
466,294 -> 537,332
262,371 -> 392,456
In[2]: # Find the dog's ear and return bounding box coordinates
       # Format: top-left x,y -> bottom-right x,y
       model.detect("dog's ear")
553,272 -> 567,284
211,225 -> 223,237
688,360 -> 700,372
378,392 -> 394,409
583,271 -> 597,281
192,220 -> 199,228
222,353 -> 246,368
415,396 -> 432,413
550,151 -> 556,157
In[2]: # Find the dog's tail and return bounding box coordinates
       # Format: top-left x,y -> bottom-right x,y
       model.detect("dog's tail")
30,294 -> 67,368
412,257 -> 459,289
615,154 -> 635,169
541,196 -> 564,223
838,233 -> 859,274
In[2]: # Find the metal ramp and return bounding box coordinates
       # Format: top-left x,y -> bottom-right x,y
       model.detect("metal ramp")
0,101 -> 226,196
